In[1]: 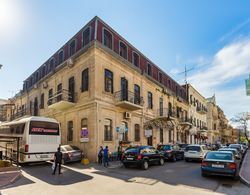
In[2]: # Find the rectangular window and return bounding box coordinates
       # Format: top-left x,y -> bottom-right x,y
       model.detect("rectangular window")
104,119 -> 112,141
40,93 -> 44,109
67,121 -> 73,142
57,83 -> 62,102
81,68 -> 89,92
48,88 -> 53,105
58,50 -> 64,65
104,69 -> 113,93
159,72 -> 163,83
69,40 -> 76,56
148,92 -> 153,109
160,128 -> 163,143
132,52 -> 139,67
82,28 -> 90,47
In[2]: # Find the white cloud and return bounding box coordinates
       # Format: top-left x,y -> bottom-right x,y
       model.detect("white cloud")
188,38 -> 250,118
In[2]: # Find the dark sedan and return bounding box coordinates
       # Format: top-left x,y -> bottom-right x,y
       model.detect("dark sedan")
201,151 -> 239,179
122,146 -> 164,170
157,144 -> 184,162
60,145 -> 84,164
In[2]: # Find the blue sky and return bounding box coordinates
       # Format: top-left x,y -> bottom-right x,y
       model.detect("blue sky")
0,0 -> 250,119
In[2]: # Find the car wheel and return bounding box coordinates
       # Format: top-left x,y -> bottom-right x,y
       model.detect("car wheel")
201,171 -> 207,177
142,160 -> 149,170
185,158 -> 189,162
159,158 -> 164,166
172,155 -> 177,162
123,163 -> 129,168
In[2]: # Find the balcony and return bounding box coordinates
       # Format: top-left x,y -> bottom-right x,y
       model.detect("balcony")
11,107 -> 32,120
114,90 -> 143,111
48,89 -> 77,110
179,117 -> 192,126
196,106 -> 207,114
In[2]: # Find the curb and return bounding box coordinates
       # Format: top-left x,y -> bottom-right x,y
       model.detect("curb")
239,150 -> 250,187
0,171 -> 22,189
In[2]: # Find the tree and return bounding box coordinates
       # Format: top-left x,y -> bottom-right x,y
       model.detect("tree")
231,112 -> 250,144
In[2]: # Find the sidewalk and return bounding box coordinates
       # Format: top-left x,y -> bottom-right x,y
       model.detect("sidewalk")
239,149 -> 250,186
0,167 -> 22,189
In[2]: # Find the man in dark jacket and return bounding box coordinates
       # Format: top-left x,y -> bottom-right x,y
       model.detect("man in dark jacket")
52,147 -> 63,175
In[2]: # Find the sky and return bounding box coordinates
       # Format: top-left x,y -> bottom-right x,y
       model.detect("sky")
0,0 -> 250,120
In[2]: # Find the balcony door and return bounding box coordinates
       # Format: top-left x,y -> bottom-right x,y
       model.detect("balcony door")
134,84 -> 140,105
34,97 -> 38,116
68,77 -> 75,102
159,97 -> 163,116
121,77 -> 128,101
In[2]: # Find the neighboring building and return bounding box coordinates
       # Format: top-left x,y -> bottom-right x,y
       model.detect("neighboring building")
206,95 -> 220,143
231,128 -> 239,143
184,84 -> 207,144
0,99 -> 14,122
4,16 -> 190,161
217,106 -> 231,144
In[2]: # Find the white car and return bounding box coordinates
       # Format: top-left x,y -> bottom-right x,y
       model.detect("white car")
184,144 -> 209,162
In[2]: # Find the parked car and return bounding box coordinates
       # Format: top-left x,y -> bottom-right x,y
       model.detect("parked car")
157,144 -> 184,161
218,148 -> 242,161
229,144 -> 245,154
122,146 -> 164,170
178,144 -> 189,151
201,151 -> 240,179
184,144 -> 209,162
60,145 -> 84,164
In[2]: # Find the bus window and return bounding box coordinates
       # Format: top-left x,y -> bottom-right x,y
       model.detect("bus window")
29,121 -> 59,136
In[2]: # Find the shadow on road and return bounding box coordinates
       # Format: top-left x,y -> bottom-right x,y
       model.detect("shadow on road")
19,162 -> 93,186
67,160 -> 239,191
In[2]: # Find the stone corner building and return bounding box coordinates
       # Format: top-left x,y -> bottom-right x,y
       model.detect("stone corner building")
0,17 -> 235,161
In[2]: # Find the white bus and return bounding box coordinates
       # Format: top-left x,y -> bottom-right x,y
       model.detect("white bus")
0,116 -> 61,163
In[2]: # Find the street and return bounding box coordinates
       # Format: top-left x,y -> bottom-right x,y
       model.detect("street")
1,160 -> 249,195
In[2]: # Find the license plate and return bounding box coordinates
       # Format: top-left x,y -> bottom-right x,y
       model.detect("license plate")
40,154 -> 49,158
127,157 -> 133,160
212,164 -> 224,168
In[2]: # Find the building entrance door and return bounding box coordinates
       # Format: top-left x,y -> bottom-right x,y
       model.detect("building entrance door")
147,136 -> 153,146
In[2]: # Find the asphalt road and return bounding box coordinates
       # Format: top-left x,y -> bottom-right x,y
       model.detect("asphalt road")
0,160 -> 248,195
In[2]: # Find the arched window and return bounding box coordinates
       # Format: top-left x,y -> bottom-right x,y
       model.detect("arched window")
81,118 -> 88,129
134,124 -> 140,142
82,27 -> 91,47
104,119 -> 112,141
132,52 -> 139,67
147,63 -> 152,76
69,39 -> 76,56
81,68 -> 89,92
58,50 -> 64,65
103,28 -> 113,49
119,41 -> 127,59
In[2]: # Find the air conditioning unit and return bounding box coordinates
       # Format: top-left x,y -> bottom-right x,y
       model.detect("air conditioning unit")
43,82 -> 48,89
124,112 -> 131,119
67,58 -> 74,68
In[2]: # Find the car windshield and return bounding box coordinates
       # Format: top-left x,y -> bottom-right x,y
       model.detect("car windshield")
63,145 -> 80,151
219,150 -> 236,155
179,144 -> 188,148
229,144 -> 240,148
125,148 -> 139,154
185,146 -> 201,152
157,145 -> 171,150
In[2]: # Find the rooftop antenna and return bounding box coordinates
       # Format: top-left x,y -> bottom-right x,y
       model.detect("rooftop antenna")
178,65 -> 194,99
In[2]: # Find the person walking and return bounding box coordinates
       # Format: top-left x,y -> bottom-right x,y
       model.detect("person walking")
117,143 -> 122,161
52,147 -> 63,175
103,146 -> 109,167
98,146 -> 103,164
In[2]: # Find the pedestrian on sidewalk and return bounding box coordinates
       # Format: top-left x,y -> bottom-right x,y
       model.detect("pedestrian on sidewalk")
117,143 -> 122,161
103,146 -> 109,167
52,147 -> 63,175
98,146 -> 103,164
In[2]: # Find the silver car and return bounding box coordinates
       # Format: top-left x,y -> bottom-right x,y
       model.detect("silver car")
60,145 -> 84,164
